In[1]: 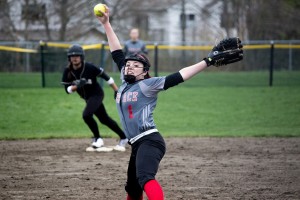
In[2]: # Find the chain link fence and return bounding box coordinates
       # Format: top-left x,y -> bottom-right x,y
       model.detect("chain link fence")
0,40 -> 300,88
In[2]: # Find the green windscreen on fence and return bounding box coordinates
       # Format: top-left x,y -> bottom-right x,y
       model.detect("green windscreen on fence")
0,41 -> 300,88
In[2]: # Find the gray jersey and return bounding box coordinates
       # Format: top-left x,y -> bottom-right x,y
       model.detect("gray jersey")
123,40 -> 148,56
115,76 -> 166,140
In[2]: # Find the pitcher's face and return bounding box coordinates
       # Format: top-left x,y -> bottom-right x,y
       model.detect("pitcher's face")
125,60 -> 146,80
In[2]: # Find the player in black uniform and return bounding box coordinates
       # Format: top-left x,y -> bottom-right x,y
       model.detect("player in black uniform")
62,44 -> 128,152
95,6 -> 243,200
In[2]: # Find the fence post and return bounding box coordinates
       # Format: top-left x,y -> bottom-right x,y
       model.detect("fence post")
100,41 -> 106,67
99,41 -> 106,86
40,41 -> 46,88
154,43 -> 158,77
288,42 -> 293,71
269,41 -> 274,87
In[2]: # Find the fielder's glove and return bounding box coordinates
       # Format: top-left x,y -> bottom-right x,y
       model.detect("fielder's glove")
204,37 -> 243,67
73,78 -> 87,89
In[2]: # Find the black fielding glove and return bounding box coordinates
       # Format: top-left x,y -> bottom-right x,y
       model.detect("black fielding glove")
74,78 -> 87,89
204,37 -> 243,67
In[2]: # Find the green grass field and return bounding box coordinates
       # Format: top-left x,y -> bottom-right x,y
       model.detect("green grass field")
0,71 -> 299,139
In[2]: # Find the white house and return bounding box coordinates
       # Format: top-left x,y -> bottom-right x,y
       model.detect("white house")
2,0 -> 230,44
107,0 -> 228,45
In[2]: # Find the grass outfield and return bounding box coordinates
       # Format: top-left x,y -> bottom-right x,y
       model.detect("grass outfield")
0,71 -> 299,139
1,70 -> 300,88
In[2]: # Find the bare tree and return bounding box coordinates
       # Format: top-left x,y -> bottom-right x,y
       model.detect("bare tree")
0,0 -> 18,40
246,0 -> 300,40
202,0 -> 300,40
42,4 -> 52,41
46,0 -> 146,41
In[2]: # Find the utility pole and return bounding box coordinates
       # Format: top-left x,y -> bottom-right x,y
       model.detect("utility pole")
181,0 -> 186,65
181,0 -> 186,43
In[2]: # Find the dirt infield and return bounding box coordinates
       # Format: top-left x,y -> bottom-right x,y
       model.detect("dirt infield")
0,137 -> 299,200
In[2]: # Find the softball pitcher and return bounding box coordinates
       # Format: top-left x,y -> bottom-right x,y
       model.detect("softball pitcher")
62,44 -> 128,152
96,6 -> 243,200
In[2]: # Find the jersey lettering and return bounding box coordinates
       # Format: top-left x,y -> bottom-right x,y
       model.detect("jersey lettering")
132,92 -> 138,101
122,93 -> 127,103
116,93 -> 121,103
116,91 -> 139,104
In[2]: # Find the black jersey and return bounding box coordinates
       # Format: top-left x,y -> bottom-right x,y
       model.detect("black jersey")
62,62 -> 110,100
